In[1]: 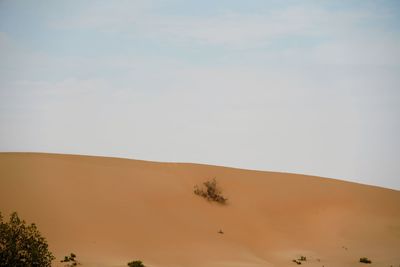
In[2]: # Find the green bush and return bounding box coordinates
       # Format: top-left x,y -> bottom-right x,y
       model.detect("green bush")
360,257 -> 372,264
0,211 -> 55,266
127,260 -> 145,267
194,178 -> 227,204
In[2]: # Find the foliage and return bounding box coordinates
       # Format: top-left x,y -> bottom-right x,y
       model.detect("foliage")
127,260 -> 145,267
194,178 -> 227,204
0,211 -> 55,267
360,257 -> 372,264
292,259 -> 301,265
61,252 -> 80,266
292,256 -> 306,264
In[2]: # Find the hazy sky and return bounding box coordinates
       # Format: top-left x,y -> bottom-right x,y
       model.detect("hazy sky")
1,0 -> 399,189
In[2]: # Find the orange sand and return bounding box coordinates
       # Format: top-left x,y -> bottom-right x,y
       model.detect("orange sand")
1,152 -> 399,267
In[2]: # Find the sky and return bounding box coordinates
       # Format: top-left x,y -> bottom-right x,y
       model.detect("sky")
0,0 -> 399,189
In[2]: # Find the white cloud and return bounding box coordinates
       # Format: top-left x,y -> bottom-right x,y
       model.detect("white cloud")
48,2 -> 400,69
52,0 -> 154,30
51,3 -> 393,52
313,35 -> 400,66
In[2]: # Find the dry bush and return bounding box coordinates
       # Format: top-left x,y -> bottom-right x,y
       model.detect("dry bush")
127,260 -> 145,267
194,178 -> 227,204
61,253 -> 80,266
360,257 -> 372,264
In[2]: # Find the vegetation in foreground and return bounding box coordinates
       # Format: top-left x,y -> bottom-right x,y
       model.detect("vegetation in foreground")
0,212 -> 55,266
0,211 -> 150,267
61,253 -> 80,266
128,260 -> 146,267
360,257 -> 372,264
292,255 -> 306,265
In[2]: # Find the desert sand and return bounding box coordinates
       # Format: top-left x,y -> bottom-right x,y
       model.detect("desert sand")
0,152 -> 399,267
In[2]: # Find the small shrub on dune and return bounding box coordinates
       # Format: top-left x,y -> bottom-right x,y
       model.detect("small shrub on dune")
61,253 -> 80,266
360,257 -> 372,264
292,256 -> 306,264
292,259 -> 302,265
194,178 -> 227,204
127,260 -> 145,267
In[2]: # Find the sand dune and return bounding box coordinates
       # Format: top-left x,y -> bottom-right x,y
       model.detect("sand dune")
0,152 -> 399,267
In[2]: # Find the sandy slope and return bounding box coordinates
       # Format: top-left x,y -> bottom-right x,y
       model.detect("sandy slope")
0,152 -> 399,267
